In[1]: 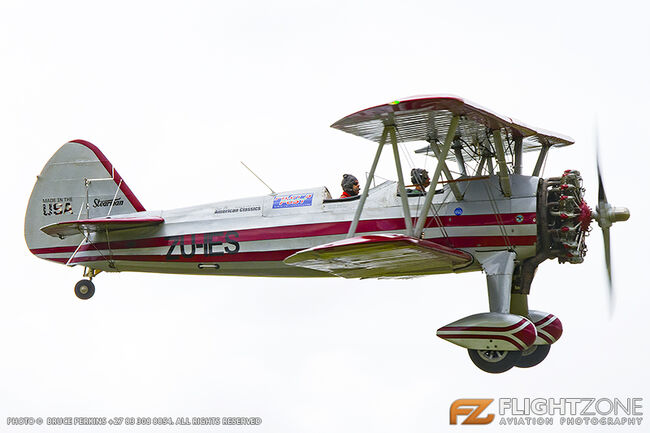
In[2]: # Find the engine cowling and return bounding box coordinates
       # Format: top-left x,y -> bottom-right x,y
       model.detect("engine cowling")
540,170 -> 591,264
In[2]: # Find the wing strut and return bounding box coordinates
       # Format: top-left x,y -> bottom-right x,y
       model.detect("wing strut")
426,139 -> 463,200
389,126 -> 414,236
475,144 -> 489,175
452,138 -> 468,176
347,123 -> 415,238
532,140 -> 551,177
492,129 -> 512,197
347,128 -> 386,238
413,115 -> 460,238
513,135 -> 523,175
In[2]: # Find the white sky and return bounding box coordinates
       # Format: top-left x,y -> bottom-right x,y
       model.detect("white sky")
2,1 -> 649,432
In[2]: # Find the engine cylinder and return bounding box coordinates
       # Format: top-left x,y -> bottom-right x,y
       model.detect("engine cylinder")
541,170 -> 591,264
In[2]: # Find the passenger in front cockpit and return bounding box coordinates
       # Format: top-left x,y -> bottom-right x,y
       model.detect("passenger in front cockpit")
340,174 -> 360,198
409,168 -> 430,194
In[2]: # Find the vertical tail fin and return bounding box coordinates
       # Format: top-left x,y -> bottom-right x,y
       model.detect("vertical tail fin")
25,140 -> 145,262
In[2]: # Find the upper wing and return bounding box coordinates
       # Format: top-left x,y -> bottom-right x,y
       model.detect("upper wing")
330,94 -> 574,153
284,233 -> 473,278
41,216 -> 164,238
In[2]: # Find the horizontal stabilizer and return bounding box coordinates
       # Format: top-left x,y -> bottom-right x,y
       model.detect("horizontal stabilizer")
283,233 -> 472,278
41,216 -> 164,238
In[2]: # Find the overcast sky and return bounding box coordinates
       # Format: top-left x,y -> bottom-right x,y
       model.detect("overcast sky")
2,1 -> 649,432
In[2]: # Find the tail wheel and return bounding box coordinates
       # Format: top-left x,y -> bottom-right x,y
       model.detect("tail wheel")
515,344 -> 551,368
74,279 -> 95,300
467,349 -> 522,374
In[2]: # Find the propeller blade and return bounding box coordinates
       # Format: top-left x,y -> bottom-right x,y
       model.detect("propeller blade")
597,158 -> 608,205
594,123 -> 614,313
602,225 -> 613,303
595,122 -> 608,205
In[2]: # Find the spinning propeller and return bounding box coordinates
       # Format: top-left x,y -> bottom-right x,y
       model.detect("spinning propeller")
591,137 -> 630,308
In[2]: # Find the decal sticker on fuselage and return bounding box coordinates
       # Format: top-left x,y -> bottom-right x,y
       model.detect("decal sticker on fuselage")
165,231 -> 240,260
454,207 -> 463,216
214,205 -> 261,215
42,197 -> 74,216
272,193 -> 313,209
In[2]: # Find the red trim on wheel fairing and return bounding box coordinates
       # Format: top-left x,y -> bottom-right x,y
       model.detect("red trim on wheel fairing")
512,326 -> 538,346
70,139 -> 146,212
437,334 -> 527,351
533,314 -> 554,326
438,319 -> 537,350
534,315 -> 563,342
437,318 -> 529,333
536,331 -> 554,344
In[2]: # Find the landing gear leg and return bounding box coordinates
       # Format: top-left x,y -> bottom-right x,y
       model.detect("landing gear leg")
74,267 -> 101,300
479,251 -> 516,313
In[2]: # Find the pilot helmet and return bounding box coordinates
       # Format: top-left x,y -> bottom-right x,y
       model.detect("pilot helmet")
411,168 -> 430,187
341,174 -> 359,195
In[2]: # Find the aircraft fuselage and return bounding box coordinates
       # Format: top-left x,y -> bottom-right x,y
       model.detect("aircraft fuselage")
32,175 -> 540,277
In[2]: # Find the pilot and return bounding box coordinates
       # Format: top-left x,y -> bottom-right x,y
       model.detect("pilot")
409,168 -> 430,193
340,174 -> 360,198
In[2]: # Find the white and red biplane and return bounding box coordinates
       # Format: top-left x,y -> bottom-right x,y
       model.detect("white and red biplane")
25,95 -> 629,373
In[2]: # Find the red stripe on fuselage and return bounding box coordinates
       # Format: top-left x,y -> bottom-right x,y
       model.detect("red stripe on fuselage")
32,235 -> 536,263
30,213 -> 536,255
54,234 -> 536,266
66,250 -> 301,264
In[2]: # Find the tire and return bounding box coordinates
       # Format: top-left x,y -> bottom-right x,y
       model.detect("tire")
74,279 -> 95,300
468,349 -> 522,374
515,344 -> 551,368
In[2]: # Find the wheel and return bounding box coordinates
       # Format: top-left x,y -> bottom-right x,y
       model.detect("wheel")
515,344 -> 551,368
74,279 -> 95,300
468,349 -> 522,374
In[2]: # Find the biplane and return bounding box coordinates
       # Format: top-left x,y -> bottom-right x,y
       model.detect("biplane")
25,95 -> 629,373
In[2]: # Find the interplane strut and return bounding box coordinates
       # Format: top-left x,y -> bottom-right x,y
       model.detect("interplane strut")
413,115 -> 460,238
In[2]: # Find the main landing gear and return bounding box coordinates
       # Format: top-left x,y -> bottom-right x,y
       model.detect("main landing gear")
515,344 -> 551,368
74,267 -> 101,300
467,345 -> 552,373
437,250 -> 563,373
468,349 -> 522,374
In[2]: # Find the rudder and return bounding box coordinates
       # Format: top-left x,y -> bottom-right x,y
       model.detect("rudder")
25,139 -> 145,262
